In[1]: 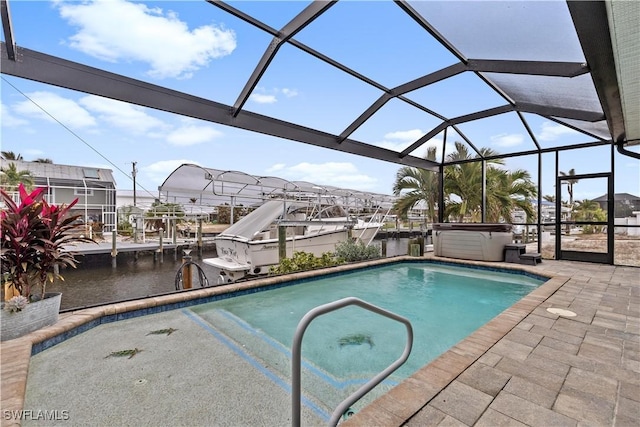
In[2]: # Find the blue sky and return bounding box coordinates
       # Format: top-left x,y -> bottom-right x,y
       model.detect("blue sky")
1,0 -> 638,202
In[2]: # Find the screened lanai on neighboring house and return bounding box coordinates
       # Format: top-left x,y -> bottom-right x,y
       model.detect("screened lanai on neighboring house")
0,159 -> 117,232
1,0 -> 638,265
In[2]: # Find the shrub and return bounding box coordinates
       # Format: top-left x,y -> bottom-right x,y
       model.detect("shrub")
118,220 -> 133,235
269,251 -> 338,275
1,184 -> 94,301
334,239 -> 381,263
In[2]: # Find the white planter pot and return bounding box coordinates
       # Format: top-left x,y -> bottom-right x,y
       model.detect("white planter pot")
1,293 -> 62,341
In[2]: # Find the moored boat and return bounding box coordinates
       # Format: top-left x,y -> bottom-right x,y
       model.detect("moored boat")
204,199 -> 384,283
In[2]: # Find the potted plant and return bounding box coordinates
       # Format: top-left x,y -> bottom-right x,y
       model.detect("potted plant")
1,184 -> 93,341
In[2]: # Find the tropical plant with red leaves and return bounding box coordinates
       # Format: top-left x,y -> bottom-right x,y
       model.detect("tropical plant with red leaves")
1,184 -> 94,301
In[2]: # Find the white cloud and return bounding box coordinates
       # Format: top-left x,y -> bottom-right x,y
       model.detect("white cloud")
384,129 -> 425,142
249,93 -> 277,104
1,103 -> 28,127
281,88 -> 298,98
166,119 -> 223,146
278,162 -> 378,191
373,129 -> 426,152
79,96 -> 168,134
373,129 -> 446,162
249,87 -> 298,104
375,140 -> 408,152
266,163 -> 286,173
490,133 -> 524,147
537,121 -> 579,141
13,92 -> 97,128
142,159 -> 202,184
57,0 -> 236,79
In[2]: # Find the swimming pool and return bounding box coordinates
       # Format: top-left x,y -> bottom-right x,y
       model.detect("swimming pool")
22,259 -> 546,424
187,262 -> 544,415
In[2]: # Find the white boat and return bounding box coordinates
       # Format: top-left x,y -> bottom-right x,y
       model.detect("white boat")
203,199 -> 384,283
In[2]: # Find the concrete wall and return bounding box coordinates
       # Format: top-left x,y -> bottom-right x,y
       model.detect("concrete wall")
614,212 -> 640,236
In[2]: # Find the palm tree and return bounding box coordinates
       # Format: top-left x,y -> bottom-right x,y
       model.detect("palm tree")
443,142 -> 504,221
392,147 -> 439,222
559,168 -> 579,207
1,151 -> 23,161
573,199 -> 606,233
485,168 -> 537,223
543,194 -> 555,202
0,162 -> 34,190
573,199 -> 603,221
392,141 -> 537,224
33,158 -> 53,163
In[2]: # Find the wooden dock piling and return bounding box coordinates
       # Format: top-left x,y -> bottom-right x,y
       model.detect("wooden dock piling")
111,230 -> 118,268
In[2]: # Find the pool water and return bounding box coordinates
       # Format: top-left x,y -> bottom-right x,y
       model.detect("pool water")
190,262 -> 543,413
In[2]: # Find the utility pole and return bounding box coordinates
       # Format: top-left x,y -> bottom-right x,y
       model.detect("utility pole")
132,161 -> 137,207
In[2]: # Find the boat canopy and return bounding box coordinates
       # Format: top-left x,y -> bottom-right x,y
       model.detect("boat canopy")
158,163 -> 396,213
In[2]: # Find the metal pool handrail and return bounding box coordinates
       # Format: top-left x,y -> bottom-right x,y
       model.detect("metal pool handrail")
291,297 -> 413,427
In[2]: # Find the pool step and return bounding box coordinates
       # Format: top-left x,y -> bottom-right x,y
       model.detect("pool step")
519,252 -> 542,265
187,307 -> 379,414
504,244 -> 542,265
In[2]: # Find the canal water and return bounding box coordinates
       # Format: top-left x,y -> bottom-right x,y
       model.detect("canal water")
49,238 -> 417,311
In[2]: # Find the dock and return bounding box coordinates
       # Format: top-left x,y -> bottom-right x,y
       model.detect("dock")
65,227 -> 426,266
65,238 -> 217,267
67,240 -> 195,255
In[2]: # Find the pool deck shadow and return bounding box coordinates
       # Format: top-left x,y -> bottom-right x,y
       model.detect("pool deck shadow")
1,255 -> 639,426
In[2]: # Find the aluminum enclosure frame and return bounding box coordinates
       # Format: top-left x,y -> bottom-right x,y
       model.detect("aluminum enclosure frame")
1,0 -> 637,264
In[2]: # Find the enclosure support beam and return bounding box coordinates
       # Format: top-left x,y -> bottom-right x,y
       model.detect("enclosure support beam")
0,43 -> 438,171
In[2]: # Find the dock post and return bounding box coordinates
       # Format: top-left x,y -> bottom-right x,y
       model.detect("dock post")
111,230 -> 118,268
407,238 -> 416,255
278,226 -> 286,261
182,249 -> 192,289
381,239 -> 387,257
172,222 -> 177,245
197,219 -> 203,258
409,241 -> 421,257
158,229 -> 164,263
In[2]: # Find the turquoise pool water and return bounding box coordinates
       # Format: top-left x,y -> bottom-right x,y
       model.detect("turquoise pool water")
190,262 -> 543,413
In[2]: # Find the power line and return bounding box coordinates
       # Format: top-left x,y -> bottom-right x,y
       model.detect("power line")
1,76 -> 156,198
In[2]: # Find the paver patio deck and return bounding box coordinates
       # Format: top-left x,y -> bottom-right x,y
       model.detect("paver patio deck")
1,255 -> 638,426
345,256 -> 640,427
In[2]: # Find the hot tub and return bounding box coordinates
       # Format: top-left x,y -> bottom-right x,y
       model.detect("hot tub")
433,223 -> 513,261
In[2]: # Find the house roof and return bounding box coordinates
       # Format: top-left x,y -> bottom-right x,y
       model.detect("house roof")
1,160 -> 116,186
592,192 -> 640,202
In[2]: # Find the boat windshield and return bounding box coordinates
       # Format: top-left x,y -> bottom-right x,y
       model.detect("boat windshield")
312,205 -> 348,220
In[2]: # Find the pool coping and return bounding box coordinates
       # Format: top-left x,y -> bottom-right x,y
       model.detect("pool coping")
0,255 -> 562,426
